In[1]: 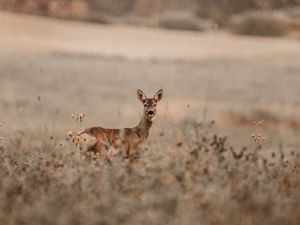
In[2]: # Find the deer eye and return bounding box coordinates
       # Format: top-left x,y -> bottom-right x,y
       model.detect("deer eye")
144,104 -> 147,107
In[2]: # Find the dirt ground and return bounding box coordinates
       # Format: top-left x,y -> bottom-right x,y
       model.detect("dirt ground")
0,11 -> 300,150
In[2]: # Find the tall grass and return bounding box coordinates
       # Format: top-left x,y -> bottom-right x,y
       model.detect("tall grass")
0,119 -> 299,225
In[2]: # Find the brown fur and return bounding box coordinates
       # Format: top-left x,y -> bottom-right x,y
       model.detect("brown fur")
77,89 -> 164,160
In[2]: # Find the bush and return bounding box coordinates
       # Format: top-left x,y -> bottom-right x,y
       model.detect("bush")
158,11 -> 212,31
228,11 -> 290,36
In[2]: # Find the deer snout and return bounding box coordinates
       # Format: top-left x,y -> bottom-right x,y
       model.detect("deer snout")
147,109 -> 155,117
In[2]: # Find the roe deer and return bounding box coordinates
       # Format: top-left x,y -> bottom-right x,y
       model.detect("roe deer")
75,89 -> 164,160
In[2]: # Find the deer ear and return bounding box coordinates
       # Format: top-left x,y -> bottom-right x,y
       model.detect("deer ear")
153,89 -> 164,102
137,89 -> 147,102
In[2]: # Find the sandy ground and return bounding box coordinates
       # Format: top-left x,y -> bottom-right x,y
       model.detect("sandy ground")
0,11 -> 300,150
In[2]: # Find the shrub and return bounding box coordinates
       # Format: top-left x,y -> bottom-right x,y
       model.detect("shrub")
157,11 -> 212,31
228,10 -> 290,36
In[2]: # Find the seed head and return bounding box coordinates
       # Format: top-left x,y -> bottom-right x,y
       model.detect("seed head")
72,114 -> 78,121
67,131 -> 73,138
72,113 -> 86,122
79,113 -> 85,122
253,120 -> 264,127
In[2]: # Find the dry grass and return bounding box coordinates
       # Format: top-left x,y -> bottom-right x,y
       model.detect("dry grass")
0,119 -> 299,225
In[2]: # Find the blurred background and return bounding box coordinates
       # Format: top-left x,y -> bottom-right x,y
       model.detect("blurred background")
0,0 -> 300,150
1,0 -> 300,32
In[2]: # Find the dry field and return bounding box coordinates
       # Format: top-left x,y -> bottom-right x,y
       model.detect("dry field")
0,12 -> 300,225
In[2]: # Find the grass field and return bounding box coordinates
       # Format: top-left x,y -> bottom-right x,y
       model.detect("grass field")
0,12 -> 300,225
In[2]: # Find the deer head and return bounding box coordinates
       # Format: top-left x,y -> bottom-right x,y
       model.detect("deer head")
137,89 -> 164,121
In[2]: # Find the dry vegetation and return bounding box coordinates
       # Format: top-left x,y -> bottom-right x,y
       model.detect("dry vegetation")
1,0 -> 299,35
1,0 -> 298,17
0,118 -> 299,225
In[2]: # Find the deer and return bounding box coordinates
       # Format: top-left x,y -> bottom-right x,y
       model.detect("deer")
74,89 -> 164,161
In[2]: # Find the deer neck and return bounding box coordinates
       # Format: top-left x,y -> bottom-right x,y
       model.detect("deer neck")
135,116 -> 153,140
